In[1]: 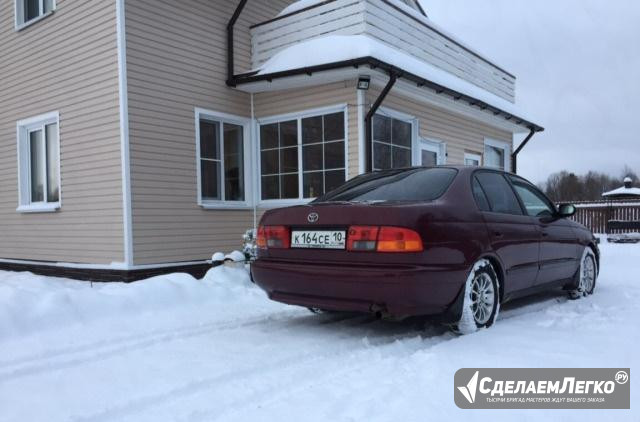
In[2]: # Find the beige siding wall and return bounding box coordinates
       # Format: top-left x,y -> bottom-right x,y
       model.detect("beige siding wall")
125,0 -> 291,265
253,81 -> 360,179
0,0 -> 124,264
367,88 -> 512,165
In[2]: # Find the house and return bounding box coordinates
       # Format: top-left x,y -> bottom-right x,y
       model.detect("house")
0,0 -> 543,281
603,177 -> 640,200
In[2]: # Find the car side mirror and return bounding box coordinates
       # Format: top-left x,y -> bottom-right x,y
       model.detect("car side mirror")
557,204 -> 576,218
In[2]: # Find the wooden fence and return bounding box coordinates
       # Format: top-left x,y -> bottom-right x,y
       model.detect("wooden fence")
571,200 -> 640,234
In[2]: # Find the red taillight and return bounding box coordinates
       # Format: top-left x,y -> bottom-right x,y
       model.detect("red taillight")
257,225 -> 290,249
377,227 -> 423,252
347,225 -> 423,253
347,226 -> 379,251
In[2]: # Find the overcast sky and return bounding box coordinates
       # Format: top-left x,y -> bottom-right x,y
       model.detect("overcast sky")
419,0 -> 640,183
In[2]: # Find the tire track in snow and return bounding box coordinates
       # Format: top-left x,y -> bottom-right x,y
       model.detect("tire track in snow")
0,310 -> 396,383
0,310 -> 309,383
203,326 -> 452,422
69,323 -> 446,422
0,310 -> 299,369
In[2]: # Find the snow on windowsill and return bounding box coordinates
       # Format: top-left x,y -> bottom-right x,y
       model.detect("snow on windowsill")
254,34 -> 535,124
16,203 -> 61,214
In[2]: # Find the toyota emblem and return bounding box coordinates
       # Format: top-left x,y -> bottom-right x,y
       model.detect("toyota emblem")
307,212 -> 319,223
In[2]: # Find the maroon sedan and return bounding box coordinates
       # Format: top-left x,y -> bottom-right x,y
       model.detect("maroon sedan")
251,167 -> 599,334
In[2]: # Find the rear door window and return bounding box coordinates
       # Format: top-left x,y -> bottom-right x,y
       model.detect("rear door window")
317,168 -> 457,202
475,172 -> 523,215
472,176 -> 491,211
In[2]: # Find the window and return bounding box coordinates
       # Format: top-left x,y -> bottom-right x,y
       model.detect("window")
17,112 -> 60,212
260,120 -> 299,200
420,139 -> 445,166
464,152 -> 482,166
197,109 -> 248,207
259,109 -> 347,201
372,114 -> 413,171
509,177 -> 556,217
471,176 -> 491,211
15,0 -> 55,28
484,139 -> 510,170
318,168 -> 457,203
475,171 -> 523,215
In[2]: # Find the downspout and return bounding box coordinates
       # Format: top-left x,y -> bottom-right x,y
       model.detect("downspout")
365,73 -> 397,172
251,93 -> 257,232
226,0 -> 249,87
511,127 -> 537,173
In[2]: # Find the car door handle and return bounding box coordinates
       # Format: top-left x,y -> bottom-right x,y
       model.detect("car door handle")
492,231 -> 503,238
542,232 -> 549,237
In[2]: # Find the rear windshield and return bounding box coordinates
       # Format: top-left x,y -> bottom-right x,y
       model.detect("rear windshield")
315,168 -> 458,203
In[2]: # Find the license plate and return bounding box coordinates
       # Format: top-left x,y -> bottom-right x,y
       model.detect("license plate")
291,230 -> 346,250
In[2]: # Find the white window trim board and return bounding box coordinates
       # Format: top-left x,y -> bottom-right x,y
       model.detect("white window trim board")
484,138 -> 511,170
195,108 -> 253,209
14,0 -> 56,31
16,111 -> 61,213
256,104 -> 349,206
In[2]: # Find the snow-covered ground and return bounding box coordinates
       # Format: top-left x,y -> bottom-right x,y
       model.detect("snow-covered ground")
0,243 -> 637,421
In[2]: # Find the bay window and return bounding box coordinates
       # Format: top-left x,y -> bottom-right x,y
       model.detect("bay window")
259,109 -> 347,201
372,114 -> 413,171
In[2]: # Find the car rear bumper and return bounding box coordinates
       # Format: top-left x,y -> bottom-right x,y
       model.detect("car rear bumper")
251,259 -> 468,318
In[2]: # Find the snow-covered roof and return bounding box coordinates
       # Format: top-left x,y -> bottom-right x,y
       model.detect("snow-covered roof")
603,186 -> 640,197
276,0 -> 506,75
254,34 -> 534,124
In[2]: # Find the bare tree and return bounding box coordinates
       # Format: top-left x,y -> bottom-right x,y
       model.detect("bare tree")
541,166 -> 633,202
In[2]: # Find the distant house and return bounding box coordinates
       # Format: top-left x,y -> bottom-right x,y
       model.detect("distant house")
603,177 -> 640,200
0,0 -> 543,281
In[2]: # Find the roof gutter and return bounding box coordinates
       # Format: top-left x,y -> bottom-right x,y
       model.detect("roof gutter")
232,57 -> 544,133
365,72 -> 397,172
511,127 -> 537,173
226,0 -> 248,87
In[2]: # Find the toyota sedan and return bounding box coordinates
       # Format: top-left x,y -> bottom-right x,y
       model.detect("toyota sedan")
251,167 -> 599,334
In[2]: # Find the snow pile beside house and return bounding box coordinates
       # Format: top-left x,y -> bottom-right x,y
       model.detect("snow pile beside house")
0,264 -> 258,342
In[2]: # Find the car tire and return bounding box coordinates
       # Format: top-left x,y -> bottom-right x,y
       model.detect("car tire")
451,259 -> 500,335
569,248 -> 597,299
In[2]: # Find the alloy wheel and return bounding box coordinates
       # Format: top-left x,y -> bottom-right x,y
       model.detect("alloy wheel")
471,272 -> 495,325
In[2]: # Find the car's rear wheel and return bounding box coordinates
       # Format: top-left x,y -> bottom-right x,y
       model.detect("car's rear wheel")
569,248 -> 597,299
451,259 -> 500,335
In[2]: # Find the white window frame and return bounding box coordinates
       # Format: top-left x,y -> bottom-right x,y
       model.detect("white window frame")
373,106 -> 419,170
484,138 -> 511,171
16,111 -> 61,213
257,104 -> 349,208
195,108 -> 252,210
14,0 -> 56,31
464,152 -> 482,166
419,138 -> 447,166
